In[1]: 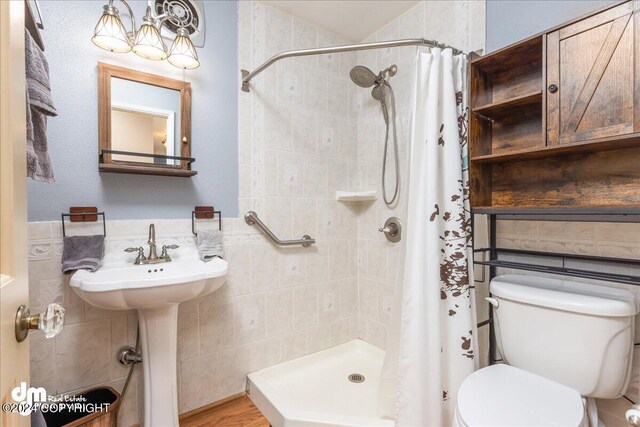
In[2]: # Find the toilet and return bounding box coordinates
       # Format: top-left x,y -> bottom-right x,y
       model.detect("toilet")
454,274 -> 639,427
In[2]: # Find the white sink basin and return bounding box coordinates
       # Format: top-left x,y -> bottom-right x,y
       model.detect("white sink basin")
70,257 -> 228,310
70,250 -> 227,427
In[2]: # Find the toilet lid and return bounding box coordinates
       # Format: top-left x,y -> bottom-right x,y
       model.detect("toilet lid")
456,364 -> 585,426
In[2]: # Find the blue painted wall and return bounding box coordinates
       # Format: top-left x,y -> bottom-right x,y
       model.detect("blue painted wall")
486,0 -> 617,52
28,0 -> 239,220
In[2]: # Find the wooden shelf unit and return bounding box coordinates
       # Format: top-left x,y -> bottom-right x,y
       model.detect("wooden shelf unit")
470,35 -> 544,158
469,1 -> 640,212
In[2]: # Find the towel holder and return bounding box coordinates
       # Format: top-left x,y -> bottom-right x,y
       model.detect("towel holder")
25,0 -> 45,51
61,207 -> 106,238
192,206 -> 222,236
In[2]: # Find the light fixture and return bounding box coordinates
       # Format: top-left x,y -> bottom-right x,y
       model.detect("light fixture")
92,4 -> 132,53
132,10 -> 168,61
167,28 -> 200,69
92,1 -> 200,69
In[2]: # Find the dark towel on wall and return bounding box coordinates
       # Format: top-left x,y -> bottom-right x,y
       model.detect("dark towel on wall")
25,29 -> 57,183
61,235 -> 105,274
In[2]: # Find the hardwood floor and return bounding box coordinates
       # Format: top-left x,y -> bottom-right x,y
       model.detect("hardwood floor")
180,394 -> 269,427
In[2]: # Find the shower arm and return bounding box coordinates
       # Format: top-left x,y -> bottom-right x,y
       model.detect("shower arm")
240,38 -> 466,92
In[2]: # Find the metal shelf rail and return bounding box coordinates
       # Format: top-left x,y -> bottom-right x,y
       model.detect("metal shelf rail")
474,247 -> 640,286
473,212 -> 640,367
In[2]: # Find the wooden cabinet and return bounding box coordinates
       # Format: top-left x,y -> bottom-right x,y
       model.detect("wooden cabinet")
470,1 -> 640,212
547,1 -> 638,146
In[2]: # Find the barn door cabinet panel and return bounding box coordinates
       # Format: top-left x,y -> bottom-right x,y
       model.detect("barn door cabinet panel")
547,1 -> 638,145
469,0 -> 640,212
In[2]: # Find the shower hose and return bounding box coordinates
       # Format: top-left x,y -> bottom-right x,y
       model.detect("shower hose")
382,81 -> 400,207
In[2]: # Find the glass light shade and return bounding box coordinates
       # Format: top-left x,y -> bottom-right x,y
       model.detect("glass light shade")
133,23 -> 168,60
92,12 -> 132,53
167,31 -> 200,69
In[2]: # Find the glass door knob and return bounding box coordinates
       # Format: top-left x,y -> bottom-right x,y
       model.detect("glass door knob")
15,303 -> 65,343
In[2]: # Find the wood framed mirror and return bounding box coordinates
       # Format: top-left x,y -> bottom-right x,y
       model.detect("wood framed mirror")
98,63 -> 195,177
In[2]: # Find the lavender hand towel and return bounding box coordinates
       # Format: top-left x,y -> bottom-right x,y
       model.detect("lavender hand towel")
62,235 -> 105,274
196,229 -> 224,261
25,29 -> 57,183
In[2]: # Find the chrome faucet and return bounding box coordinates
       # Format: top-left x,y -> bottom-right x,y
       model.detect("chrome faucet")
124,223 -> 179,265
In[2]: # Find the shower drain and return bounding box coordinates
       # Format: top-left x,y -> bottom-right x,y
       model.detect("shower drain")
348,373 -> 365,383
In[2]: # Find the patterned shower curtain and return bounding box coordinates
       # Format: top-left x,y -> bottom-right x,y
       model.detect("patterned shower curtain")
378,48 -> 477,426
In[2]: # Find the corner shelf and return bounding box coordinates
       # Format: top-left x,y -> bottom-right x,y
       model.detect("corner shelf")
335,190 -> 377,202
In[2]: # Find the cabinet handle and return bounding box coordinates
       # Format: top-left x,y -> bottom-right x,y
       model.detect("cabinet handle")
548,84 -> 558,93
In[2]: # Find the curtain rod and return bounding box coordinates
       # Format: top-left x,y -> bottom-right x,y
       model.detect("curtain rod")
240,38 -> 467,92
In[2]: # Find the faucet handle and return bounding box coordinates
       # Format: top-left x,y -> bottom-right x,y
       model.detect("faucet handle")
124,246 -> 147,264
160,244 -> 179,261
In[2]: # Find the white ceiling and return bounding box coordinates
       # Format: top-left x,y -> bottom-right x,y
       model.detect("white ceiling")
263,1 -> 421,42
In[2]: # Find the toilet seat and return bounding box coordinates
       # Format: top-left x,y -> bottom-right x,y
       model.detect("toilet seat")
454,364 -> 585,427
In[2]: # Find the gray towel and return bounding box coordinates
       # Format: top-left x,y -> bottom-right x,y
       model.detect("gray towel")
197,229 -> 224,261
25,29 -> 57,183
62,235 -> 105,274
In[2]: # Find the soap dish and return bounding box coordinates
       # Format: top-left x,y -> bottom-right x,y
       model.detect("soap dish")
335,191 -> 377,202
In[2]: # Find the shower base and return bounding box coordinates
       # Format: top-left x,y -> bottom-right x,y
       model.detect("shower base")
247,339 -> 394,427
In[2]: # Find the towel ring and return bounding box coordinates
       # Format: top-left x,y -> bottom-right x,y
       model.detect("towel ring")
192,207 -> 222,236
61,211 -> 106,238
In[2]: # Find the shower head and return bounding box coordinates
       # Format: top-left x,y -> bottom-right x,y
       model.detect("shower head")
372,84 -> 389,125
371,84 -> 386,102
350,65 -> 378,88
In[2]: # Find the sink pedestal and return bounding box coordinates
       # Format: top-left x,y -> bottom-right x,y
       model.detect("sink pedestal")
69,256 -> 228,427
138,305 -> 180,427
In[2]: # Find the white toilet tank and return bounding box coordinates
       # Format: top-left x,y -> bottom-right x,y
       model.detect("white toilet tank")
490,274 -> 638,399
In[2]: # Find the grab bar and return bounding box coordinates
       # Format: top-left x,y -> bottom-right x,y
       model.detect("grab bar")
244,211 -> 315,247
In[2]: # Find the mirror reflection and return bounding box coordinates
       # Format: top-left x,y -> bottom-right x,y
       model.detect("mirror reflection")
110,77 -> 181,166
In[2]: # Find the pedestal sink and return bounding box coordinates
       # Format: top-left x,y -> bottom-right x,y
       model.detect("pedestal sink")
70,250 -> 227,427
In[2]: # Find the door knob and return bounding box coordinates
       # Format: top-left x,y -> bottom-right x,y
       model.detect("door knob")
548,84 -> 558,93
15,303 -> 65,343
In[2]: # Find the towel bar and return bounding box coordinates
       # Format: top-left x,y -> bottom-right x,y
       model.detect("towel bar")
61,207 -> 106,238
192,206 -> 222,235
244,211 -> 315,247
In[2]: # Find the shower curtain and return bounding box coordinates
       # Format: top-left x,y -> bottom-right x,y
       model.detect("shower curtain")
378,48 -> 477,427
